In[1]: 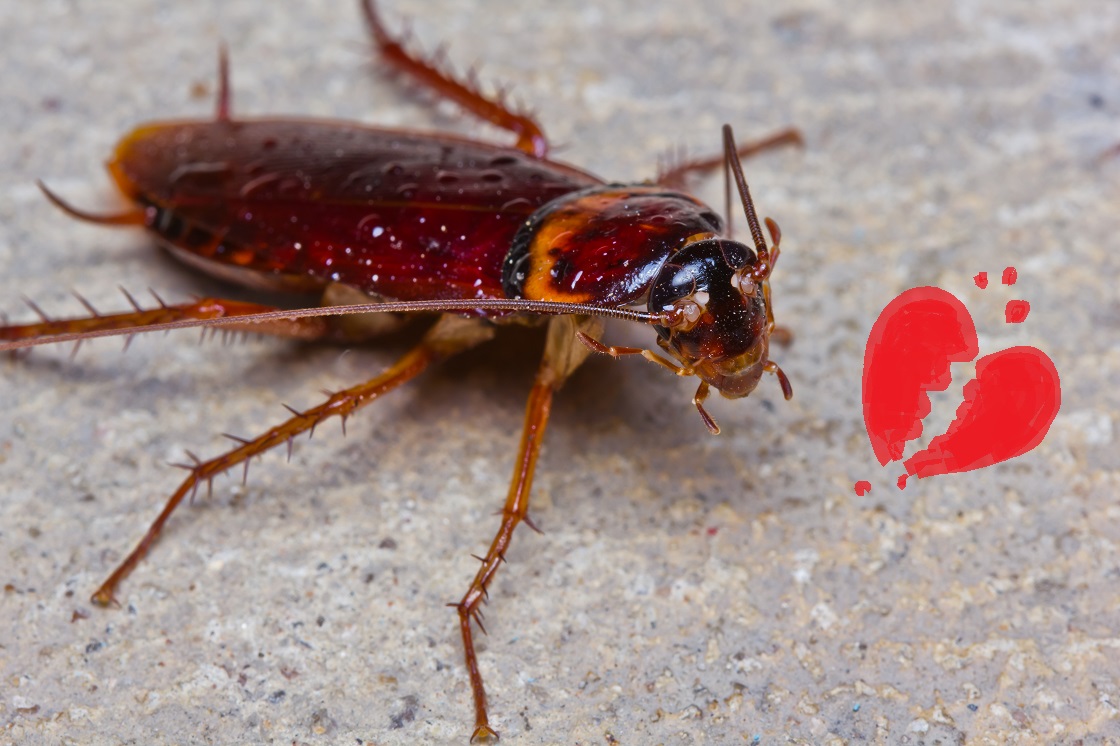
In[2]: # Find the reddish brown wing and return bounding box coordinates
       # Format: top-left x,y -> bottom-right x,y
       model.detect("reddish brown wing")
109,119 -> 602,302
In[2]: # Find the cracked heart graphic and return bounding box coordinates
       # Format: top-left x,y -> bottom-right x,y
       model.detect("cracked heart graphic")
861,285 -> 1060,490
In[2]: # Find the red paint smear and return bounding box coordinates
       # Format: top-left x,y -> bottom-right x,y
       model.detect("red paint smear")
706,526 -> 719,537
974,272 -> 988,289
1005,300 -> 1030,323
1002,266 -> 1018,285
854,480 -> 871,496
862,287 -> 979,465
903,346 -> 1060,478
897,474 -> 908,490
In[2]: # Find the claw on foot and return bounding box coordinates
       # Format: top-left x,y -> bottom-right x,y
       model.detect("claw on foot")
90,586 -> 119,608
470,724 -> 500,743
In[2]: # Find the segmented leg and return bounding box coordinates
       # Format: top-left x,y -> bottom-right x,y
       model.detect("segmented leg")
656,127 -> 804,190
0,281 -> 424,352
692,380 -> 720,435
360,0 -> 549,158
90,314 -> 494,606
455,315 -> 601,743
574,331 -> 723,434
574,330 -> 687,375
0,295 -> 319,349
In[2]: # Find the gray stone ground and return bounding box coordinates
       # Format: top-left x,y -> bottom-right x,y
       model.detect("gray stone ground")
1,1 -> 1117,744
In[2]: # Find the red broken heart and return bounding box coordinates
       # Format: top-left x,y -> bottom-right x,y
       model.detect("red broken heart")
862,286 -> 1060,481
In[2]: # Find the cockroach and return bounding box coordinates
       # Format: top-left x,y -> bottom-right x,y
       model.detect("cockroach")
1,1 -> 799,740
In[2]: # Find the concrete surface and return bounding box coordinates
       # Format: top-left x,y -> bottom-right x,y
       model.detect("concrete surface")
1,0 -> 1117,744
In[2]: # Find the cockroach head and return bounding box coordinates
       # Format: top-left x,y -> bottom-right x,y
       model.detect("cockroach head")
649,229 -> 781,400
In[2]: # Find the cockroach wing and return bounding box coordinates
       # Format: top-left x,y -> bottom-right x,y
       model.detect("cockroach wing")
111,120 -> 601,304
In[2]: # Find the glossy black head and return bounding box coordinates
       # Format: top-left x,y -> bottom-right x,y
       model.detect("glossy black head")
649,237 -> 773,398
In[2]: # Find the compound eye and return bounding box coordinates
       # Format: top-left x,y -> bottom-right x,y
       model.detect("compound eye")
669,297 -> 704,331
731,268 -> 756,298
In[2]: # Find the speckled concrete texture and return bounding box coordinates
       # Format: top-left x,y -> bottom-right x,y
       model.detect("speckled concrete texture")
2,1 -> 1118,744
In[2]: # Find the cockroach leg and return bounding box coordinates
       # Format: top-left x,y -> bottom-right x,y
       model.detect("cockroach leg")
656,127 -> 803,190
0,297 -> 293,345
643,349 -> 689,375
318,282 -> 411,340
574,330 -> 642,358
692,380 -> 721,435
764,360 -> 794,401
91,314 -> 494,607
770,325 -> 794,347
0,285 -> 424,349
731,127 -> 804,162
576,330 -> 686,375
453,315 -> 600,742
360,0 -> 549,158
